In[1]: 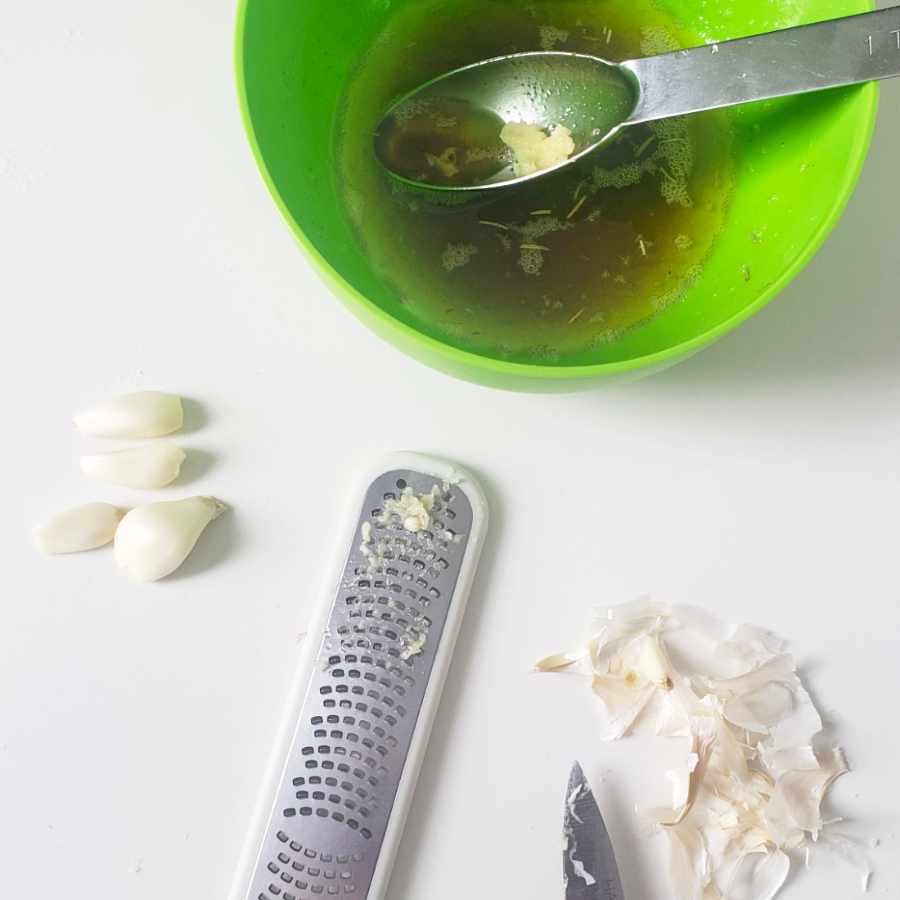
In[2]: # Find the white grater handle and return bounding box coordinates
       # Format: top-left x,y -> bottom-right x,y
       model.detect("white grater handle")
230,453 -> 489,900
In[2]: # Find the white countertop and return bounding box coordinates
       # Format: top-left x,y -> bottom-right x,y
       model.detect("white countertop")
2,3 -> 898,898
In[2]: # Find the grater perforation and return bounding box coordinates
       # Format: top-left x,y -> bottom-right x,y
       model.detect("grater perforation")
234,458 -> 487,900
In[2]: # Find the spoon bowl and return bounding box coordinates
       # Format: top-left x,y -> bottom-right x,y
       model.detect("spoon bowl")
375,52 -> 638,193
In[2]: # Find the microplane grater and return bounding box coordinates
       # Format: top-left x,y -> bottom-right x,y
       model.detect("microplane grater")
231,454 -> 489,900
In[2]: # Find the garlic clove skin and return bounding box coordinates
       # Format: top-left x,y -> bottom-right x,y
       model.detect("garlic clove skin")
75,391 -> 184,439
114,496 -> 227,582
34,503 -> 126,554
80,443 -> 187,489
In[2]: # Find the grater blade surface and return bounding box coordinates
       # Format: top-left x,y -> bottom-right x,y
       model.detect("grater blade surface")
246,467 -> 478,900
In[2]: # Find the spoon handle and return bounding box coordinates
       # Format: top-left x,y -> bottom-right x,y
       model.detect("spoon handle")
622,6 -> 900,125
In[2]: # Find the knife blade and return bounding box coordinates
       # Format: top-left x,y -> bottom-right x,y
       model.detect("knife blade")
563,762 -> 625,900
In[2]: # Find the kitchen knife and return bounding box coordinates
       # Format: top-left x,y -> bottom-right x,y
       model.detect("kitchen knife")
564,762 -> 625,900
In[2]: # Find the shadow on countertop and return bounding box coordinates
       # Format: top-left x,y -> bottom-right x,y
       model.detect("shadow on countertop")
635,81 -> 900,394
167,504 -> 241,582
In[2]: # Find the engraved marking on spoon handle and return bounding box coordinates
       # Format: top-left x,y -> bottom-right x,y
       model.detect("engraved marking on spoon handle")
622,6 -> 900,125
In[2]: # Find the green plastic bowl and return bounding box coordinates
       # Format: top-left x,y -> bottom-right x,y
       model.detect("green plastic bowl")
236,0 -> 877,392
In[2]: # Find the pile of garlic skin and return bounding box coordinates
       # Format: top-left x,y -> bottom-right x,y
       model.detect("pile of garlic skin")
538,600 -> 870,900
33,391 -> 226,583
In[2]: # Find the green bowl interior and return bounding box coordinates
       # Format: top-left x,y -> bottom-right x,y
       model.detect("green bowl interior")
237,0 -> 876,386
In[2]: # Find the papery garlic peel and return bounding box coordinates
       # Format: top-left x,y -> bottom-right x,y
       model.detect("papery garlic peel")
34,503 -> 126,554
80,442 -> 186,489
75,391 -> 183,439
114,496 -> 226,582
537,600 -> 869,900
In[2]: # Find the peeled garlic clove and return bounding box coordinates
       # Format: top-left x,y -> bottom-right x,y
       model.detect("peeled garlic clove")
80,442 -> 187,489
34,503 -> 126,554
114,496 -> 227,582
75,391 -> 183,439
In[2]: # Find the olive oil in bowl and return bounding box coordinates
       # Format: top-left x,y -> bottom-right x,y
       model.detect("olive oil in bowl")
336,0 -> 736,365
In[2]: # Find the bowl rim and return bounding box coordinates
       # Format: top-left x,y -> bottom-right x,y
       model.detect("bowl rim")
234,0 -> 879,382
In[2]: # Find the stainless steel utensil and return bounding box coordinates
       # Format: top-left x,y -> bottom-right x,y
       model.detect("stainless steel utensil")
230,454 -> 489,900
564,762 -> 624,900
376,6 -> 900,194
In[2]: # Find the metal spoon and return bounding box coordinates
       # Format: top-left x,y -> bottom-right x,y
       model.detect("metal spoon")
375,6 -> 900,194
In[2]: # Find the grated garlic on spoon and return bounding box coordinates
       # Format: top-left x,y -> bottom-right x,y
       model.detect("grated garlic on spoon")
537,600 -> 871,900
80,442 -> 186,489
34,503 -> 126,554
114,496 -> 227,582
75,391 -> 183,439
500,122 -> 576,177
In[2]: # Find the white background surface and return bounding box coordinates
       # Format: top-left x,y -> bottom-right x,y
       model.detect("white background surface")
2,3 -> 899,899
